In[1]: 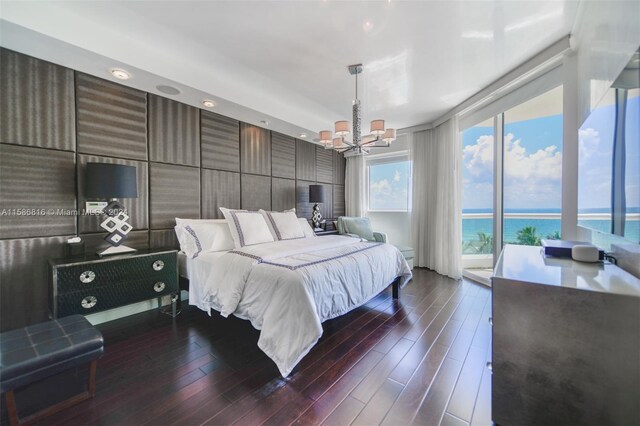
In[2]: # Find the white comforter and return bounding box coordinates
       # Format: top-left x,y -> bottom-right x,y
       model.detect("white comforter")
187,235 -> 412,377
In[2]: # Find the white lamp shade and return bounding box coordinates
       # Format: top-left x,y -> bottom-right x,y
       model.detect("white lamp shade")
335,121 -> 350,135
319,130 -> 332,143
370,119 -> 385,135
382,128 -> 396,142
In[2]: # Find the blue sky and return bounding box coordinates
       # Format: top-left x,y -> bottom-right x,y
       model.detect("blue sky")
462,114 -> 564,211
369,161 -> 410,210
462,93 -> 639,213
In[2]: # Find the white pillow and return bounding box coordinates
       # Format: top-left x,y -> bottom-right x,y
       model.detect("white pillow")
259,209 -> 304,240
298,218 -> 317,238
220,208 -> 275,248
174,218 -> 235,258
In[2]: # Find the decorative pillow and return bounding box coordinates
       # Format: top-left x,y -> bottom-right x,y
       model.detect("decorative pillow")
259,209 -> 305,240
219,207 -> 275,248
174,218 -> 235,258
298,218 -> 317,238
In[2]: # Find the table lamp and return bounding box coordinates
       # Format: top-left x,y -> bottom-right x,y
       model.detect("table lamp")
85,163 -> 138,256
309,184 -> 326,231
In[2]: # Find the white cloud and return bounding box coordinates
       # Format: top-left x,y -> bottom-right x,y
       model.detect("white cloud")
578,127 -> 601,161
393,170 -> 401,182
463,132 -> 563,209
371,179 -> 391,195
503,133 -> 562,181
463,133 -> 562,182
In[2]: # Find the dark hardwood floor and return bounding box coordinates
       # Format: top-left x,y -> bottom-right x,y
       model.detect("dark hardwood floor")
11,269 -> 492,426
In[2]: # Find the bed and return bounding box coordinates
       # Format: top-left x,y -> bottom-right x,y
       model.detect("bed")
180,234 -> 412,377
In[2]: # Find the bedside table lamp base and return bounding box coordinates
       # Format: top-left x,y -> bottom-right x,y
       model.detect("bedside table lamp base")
97,245 -> 137,257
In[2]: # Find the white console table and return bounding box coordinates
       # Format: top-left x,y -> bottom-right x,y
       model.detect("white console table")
491,244 -> 640,425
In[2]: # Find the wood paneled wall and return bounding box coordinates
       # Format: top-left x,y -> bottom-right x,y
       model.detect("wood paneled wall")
0,48 -> 346,331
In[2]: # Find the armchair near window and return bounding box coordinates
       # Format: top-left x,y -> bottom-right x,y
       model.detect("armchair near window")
337,217 -> 414,269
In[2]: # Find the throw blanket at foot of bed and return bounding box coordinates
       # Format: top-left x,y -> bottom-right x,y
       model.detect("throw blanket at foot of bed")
187,235 -> 412,377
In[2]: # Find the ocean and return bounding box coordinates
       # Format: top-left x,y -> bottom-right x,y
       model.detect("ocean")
462,209 -> 640,253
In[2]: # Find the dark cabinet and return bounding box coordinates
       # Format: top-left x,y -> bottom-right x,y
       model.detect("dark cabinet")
50,249 -> 178,317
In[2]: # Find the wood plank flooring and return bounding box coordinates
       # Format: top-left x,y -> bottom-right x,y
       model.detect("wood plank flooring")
9,268 -> 492,426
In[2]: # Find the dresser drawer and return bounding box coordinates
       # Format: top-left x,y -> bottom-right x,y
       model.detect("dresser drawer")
56,277 -> 178,316
54,253 -> 176,293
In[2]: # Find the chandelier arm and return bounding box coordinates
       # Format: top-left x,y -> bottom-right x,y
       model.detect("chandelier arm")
366,142 -> 391,148
361,137 -> 381,147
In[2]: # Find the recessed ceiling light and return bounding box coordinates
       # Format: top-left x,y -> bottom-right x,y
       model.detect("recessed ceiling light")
363,21 -> 374,32
260,120 -> 269,126
202,99 -> 216,108
156,85 -> 181,95
110,68 -> 131,80
299,133 -> 307,138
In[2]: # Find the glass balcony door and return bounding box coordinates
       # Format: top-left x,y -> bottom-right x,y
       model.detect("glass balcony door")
461,85 -> 564,283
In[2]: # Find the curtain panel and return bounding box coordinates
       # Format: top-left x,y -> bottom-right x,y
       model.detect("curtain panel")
345,154 -> 366,217
411,117 -> 463,279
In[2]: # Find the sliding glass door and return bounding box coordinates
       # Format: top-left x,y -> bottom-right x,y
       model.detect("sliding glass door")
502,86 -> 563,246
462,118 -> 495,269
461,86 -> 563,275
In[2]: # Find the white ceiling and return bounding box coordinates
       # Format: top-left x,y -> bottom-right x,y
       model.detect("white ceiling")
0,1 -> 580,140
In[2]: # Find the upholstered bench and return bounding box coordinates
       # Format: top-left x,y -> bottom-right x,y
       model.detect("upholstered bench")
0,315 -> 104,426
337,216 -> 415,269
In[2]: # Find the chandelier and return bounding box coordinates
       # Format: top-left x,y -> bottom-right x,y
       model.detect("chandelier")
319,64 -> 396,154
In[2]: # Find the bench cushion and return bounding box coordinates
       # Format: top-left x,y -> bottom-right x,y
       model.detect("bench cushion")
393,244 -> 415,261
0,315 -> 103,392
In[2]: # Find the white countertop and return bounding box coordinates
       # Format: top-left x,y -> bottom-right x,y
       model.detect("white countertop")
493,244 -> 640,297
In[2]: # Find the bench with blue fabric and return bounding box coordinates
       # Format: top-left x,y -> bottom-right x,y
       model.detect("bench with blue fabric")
0,315 -> 104,426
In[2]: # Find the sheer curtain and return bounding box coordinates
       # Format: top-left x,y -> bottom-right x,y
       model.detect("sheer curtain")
345,154 -> 366,217
411,117 -> 462,279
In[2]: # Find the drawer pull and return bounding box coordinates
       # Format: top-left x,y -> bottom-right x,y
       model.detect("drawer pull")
153,282 -> 166,292
81,296 -> 97,309
79,271 -> 96,283
488,317 -> 493,325
486,361 -> 492,373
152,260 -> 165,271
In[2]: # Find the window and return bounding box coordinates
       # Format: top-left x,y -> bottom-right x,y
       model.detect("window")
367,158 -> 411,211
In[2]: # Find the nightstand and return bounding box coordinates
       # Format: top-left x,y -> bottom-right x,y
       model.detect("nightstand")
315,230 -> 339,236
49,249 -> 179,319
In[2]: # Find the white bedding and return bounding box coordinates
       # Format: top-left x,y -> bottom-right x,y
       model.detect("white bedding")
186,235 -> 412,377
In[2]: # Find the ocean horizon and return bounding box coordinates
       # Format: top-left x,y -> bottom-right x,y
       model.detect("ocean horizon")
462,213 -> 640,252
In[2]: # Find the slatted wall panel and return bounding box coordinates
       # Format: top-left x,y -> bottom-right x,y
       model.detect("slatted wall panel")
240,123 -> 271,176
241,174 -> 272,211
0,49 -> 75,151
150,230 -> 180,250
316,145 -> 334,183
296,139 -> 316,181
149,163 -> 201,229
76,73 -> 148,160
318,183 -> 333,220
333,185 -> 346,217
333,150 -> 346,184
272,178 -> 296,212
201,111 -> 240,172
271,132 -> 296,179
77,155 -> 149,233
202,170 -> 241,219
0,236 -> 69,331
148,94 -> 200,167
0,145 -> 76,239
